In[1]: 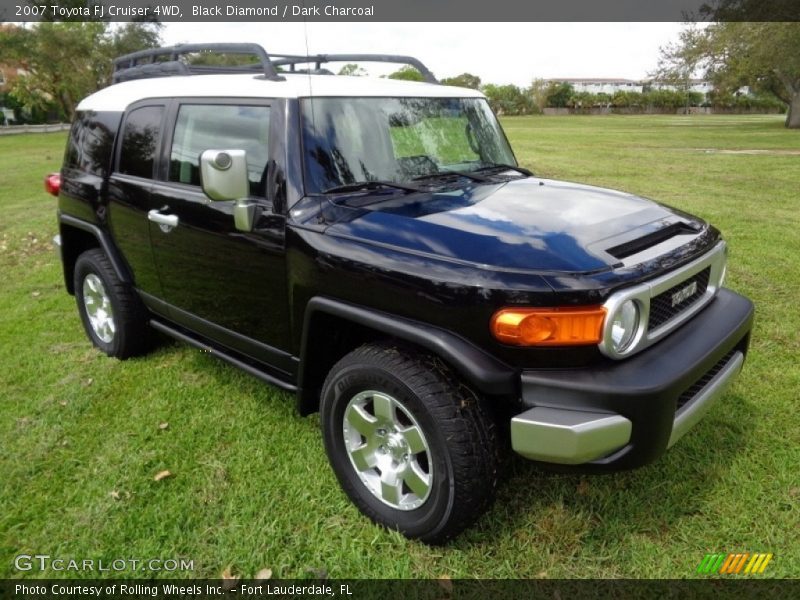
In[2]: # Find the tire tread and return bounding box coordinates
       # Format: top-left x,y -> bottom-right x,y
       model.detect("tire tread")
74,248 -> 150,359
322,342 -> 500,544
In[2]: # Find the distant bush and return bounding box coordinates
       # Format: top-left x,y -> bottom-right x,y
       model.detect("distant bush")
707,90 -> 785,111
544,82 -> 574,108
481,84 -> 536,115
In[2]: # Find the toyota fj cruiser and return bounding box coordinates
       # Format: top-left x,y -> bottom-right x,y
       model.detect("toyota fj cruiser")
50,44 -> 754,543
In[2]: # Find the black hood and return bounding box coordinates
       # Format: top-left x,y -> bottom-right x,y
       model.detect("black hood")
322,177 -> 708,275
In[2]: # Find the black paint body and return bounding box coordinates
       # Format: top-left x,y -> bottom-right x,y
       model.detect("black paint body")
56,98 -> 753,472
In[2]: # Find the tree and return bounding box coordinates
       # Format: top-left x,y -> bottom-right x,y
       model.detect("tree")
337,63 -> 367,77
481,84 -> 533,116
527,79 -> 550,112
544,82 -> 574,108
386,65 -> 425,82
441,73 -> 481,89
658,9 -> 800,128
0,22 -> 162,121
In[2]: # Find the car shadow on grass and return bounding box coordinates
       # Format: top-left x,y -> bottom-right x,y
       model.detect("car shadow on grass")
148,339 -> 760,554
458,390 -> 758,551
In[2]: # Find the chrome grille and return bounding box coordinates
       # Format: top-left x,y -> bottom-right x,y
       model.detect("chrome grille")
599,241 -> 727,360
649,267 -> 711,330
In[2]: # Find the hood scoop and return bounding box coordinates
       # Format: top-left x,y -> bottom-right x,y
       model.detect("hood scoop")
606,222 -> 700,260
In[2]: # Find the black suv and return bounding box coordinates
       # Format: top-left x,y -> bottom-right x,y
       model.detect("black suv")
50,44 -> 754,543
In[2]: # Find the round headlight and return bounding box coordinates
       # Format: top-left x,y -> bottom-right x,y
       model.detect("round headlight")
610,299 -> 640,353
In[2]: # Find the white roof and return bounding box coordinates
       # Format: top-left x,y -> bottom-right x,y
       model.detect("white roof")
77,73 -> 485,112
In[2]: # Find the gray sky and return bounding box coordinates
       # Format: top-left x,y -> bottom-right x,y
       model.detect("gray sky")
161,22 -> 687,86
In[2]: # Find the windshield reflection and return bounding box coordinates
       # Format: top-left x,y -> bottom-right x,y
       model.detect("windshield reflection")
301,97 -> 516,193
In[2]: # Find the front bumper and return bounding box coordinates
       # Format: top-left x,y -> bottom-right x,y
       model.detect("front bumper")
510,288 -> 753,471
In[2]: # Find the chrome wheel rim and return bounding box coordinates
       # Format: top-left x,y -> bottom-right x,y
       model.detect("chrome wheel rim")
82,273 -> 115,344
342,390 -> 433,511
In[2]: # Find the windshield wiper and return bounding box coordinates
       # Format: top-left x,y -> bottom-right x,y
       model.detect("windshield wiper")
412,170 -> 491,184
473,163 -> 533,177
322,180 -> 422,195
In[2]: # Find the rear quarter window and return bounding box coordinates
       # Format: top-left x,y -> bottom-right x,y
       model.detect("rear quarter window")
118,105 -> 164,179
64,111 -> 120,176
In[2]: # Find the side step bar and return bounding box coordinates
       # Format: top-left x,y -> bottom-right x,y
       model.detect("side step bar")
150,320 -> 297,393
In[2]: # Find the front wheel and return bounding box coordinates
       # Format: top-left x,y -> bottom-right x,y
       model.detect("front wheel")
320,344 -> 499,544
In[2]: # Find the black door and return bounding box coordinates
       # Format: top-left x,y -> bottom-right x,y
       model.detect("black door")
149,101 -> 294,376
107,104 -> 166,300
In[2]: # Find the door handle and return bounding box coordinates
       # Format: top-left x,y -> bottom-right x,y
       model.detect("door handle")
147,209 -> 179,228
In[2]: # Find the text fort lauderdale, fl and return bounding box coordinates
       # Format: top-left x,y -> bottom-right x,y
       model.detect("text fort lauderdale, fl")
17,583 -> 354,597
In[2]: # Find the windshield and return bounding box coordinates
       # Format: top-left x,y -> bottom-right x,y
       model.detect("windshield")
300,97 -> 516,194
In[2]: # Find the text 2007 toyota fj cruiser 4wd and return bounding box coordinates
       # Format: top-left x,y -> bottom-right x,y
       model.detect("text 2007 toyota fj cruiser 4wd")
49,44 -> 754,543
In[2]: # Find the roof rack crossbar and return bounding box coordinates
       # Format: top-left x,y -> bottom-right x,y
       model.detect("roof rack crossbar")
112,43 -> 285,83
111,44 -> 438,85
270,54 -> 439,84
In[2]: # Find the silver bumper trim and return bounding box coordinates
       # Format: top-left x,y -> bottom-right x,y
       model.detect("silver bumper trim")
511,407 -> 632,465
668,351 -> 744,448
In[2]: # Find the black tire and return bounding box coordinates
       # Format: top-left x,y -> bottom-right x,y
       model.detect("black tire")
73,248 -> 150,359
320,343 -> 500,544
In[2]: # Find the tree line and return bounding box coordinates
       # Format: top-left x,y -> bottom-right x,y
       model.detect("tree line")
382,68 -> 784,115
1,6 -> 797,128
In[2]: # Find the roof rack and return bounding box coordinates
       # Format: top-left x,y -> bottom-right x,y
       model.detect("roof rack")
112,43 -> 285,83
270,54 -> 438,84
112,44 -> 438,85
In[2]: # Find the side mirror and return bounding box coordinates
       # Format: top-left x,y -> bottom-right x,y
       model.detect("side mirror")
200,149 -> 255,232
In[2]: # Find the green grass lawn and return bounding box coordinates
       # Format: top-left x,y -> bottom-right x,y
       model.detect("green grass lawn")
1,115 -> 798,579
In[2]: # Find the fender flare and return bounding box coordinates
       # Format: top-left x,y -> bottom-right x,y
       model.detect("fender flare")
59,213 -> 133,285
297,296 -> 518,411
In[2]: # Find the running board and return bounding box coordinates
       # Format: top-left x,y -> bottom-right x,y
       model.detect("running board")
150,319 -> 297,393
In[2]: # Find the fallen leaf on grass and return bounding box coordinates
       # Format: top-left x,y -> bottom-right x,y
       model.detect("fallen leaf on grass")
83,378 -> 94,387
576,479 -> 590,496
153,470 -> 173,482
158,422 -> 169,430
110,490 -> 121,500
221,565 -> 238,579
59,400 -> 68,407
221,566 -> 239,591
31,291 -> 41,297
254,568 -> 272,580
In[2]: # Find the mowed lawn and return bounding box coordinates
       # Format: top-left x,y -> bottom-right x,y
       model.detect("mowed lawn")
1,115 -> 798,579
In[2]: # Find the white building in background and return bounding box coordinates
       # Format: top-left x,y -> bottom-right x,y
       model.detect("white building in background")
648,78 -> 714,96
549,78 -> 644,95
547,78 -> 721,99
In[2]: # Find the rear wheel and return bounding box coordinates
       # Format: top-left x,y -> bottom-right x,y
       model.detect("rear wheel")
320,343 -> 499,543
74,249 -> 150,359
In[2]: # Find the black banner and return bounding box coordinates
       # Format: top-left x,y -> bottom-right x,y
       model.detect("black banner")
2,0 -> 800,23
1,579 -> 799,600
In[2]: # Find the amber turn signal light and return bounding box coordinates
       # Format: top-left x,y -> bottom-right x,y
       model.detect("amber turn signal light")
490,306 -> 606,346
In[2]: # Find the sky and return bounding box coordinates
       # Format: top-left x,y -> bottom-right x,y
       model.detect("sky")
160,22 -> 688,86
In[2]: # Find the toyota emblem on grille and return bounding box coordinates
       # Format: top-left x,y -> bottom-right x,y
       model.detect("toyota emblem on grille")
672,281 -> 698,307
